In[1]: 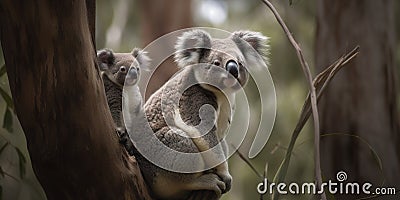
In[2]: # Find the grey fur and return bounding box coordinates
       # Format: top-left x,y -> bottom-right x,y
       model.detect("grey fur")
174,30 -> 212,68
139,29 -> 269,200
231,31 -> 269,58
132,48 -> 151,71
140,68 -> 227,200
97,48 -> 150,128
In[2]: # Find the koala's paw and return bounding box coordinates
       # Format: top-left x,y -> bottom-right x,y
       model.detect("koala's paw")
218,172 -> 232,194
116,128 -> 135,156
187,173 -> 226,198
204,173 -> 226,197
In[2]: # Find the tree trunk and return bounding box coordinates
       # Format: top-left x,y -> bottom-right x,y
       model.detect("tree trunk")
316,0 -> 400,187
0,1 -> 152,199
137,0 -> 192,99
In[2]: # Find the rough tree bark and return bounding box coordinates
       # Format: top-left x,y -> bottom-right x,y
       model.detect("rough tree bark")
0,1 -> 152,199
316,0 -> 400,187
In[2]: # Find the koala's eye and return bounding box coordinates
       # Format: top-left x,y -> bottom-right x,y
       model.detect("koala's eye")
119,66 -> 127,73
226,60 -> 239,78
212,60 -> 221,66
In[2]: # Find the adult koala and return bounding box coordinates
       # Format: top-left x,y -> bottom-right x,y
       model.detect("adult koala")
130,29 -> 268,200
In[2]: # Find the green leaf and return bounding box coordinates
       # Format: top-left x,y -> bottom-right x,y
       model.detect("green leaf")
2,108 -> 13,133
0,87 -> 13,110
0,64 -> 6,77
0,142 -> 9,156
15,147 -> 26,179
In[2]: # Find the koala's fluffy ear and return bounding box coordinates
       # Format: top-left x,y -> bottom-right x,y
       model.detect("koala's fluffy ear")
231,31 -> 269,63
174,30 -> 212,68
97,48 -> 115,71
132,48 -> 151,70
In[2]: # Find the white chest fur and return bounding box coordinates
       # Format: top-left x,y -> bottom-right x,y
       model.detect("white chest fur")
215,91 -> 235,140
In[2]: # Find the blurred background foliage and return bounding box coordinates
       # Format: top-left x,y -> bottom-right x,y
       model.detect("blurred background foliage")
0,45 -> 47,199
0,0 -> 399,199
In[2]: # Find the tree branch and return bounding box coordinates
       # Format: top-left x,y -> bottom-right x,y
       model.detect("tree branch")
260,1 -> 339,199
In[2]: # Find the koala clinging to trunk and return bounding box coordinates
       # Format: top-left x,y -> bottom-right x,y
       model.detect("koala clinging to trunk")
97,48 -> 150,155
133,29 -> 268,200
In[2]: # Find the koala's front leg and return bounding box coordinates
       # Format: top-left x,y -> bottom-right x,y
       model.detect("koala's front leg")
173,109 -> 232,192
184,173 -> 226,199
209,161 -> 232,193
213,140 -> 232,192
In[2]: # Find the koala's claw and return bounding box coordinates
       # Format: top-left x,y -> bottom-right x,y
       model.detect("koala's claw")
189,173 -> 226,198
209,175 -> 225,198
218,173 -> 232,194
116,128 -> 135,156
216,179 -> 226,196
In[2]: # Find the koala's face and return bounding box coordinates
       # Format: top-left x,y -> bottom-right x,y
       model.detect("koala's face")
97,48 -> 150,86
197,39 -> 248,92
174,30 -> 268,93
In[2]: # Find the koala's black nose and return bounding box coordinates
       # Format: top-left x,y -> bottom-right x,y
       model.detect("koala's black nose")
125,67 -> 138,86
225,60 -> 239,78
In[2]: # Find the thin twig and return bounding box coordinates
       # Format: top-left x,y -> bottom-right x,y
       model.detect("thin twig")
231,144 -> 263,179
260,1 -> 326,199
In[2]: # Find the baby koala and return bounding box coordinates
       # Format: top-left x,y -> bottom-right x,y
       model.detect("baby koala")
97,48 -> 150,155
139,29 -> 268,200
